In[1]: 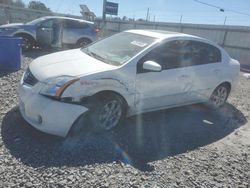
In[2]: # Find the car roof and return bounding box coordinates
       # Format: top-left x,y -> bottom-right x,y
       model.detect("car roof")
40,16 -> 94,24
126,29 -> 202,40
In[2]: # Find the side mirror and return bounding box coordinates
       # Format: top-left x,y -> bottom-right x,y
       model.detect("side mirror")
143,61 -> 162,72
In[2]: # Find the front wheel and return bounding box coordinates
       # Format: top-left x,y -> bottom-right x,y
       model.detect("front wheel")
90,94 -> 125,131
67,94 -> 125,137
209,84 -> 230,108
15,34 -> 34,51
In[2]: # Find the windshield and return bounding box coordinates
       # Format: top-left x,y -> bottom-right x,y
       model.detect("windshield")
81,32 -> 156,66
26,17 -> 46,25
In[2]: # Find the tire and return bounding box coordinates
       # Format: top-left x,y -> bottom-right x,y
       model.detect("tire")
15,34 -> 34,51
209,84 -> 230,108
67,93 -> 125,137
67,112 -> 92,138
90,94 -> 125,132
76,38 -> 91,48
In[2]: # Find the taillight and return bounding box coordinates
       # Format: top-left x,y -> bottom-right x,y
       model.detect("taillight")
95,28 -> 100,33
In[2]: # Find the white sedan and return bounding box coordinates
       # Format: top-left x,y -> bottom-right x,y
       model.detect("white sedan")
19,30 -> 240,137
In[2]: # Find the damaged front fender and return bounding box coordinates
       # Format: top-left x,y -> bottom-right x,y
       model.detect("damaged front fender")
60,77 -> 134,108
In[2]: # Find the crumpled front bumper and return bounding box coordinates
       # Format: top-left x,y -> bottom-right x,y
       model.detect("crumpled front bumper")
19,84 -> 88,137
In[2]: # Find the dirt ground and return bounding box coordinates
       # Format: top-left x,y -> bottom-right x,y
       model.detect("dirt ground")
0,49 -> 249,187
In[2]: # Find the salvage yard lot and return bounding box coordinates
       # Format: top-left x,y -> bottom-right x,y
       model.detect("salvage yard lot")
0,50 -> 250,187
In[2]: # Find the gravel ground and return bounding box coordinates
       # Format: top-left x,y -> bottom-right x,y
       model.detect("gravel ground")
0,50 -> 250,187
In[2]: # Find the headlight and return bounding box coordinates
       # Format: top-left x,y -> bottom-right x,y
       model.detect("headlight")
40,76 -> 79,98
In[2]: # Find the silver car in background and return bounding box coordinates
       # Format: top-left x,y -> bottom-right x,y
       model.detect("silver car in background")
0,16 -> 99,51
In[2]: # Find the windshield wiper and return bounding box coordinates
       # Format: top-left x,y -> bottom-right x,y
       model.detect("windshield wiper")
83,48 -> 100,59
89,52 -> 106,61
83,48 -> 118,66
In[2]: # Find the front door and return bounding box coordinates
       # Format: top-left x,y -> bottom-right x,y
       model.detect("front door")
135,40 -> 195,111
36,19 -> 55,45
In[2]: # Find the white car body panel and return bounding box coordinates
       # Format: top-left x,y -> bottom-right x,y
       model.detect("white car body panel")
19,84 -> 88,137
136,67 -> 194,110
19,30 -> 240,137
29,49 -> 116,81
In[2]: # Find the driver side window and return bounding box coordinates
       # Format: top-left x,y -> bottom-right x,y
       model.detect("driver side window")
137,40 -> 186,73
37,19 -> 54,28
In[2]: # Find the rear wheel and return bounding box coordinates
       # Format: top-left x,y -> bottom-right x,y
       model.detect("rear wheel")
209,84 -> 230,108
76,38 -> 91,48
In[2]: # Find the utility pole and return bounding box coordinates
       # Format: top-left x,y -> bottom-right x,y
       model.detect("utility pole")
146,8 -> 149,21
180,15 -> 183,24
223,16 -> 227,25
103,0 -> 107,21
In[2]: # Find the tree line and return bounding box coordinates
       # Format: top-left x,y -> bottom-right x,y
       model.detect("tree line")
0,0 -> 51,12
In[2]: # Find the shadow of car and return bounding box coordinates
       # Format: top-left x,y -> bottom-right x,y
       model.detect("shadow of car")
1,103 -> 247,171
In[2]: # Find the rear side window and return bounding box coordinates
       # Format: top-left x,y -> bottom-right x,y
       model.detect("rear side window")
188,41 -> 222,65
64,20 -> 89,29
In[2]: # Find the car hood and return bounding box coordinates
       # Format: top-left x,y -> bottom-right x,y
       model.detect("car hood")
29,49 -> 116,81
0,23 -> 24,28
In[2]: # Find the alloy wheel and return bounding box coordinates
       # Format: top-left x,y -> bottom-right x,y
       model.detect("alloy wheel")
98,100 -> 122,130
210,86 -> 228,108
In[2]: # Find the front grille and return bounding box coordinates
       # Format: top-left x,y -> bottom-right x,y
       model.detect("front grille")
23,68 -> 38,86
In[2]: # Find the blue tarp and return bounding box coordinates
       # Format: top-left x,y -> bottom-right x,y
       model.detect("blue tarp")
0,36 -> 22,71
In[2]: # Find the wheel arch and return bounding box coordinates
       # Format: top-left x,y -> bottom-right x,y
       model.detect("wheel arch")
91,90 -> 129,112
76,37 -> 92,44
14,32 -> 36,43
68,90 -> 128,137
217,81 -> 231,93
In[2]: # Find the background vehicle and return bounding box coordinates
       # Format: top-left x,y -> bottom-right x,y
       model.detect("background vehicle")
0,16 -> 99,51
19,30 -> 240,137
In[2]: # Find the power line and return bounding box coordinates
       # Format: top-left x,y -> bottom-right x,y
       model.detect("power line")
194,0 -> 250,17
194,0 -> 224,11
227,9 -> 250,17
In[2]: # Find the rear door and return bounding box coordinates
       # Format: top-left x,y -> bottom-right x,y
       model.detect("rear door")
62,20 -> 90,44
184,40 -> 223,101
